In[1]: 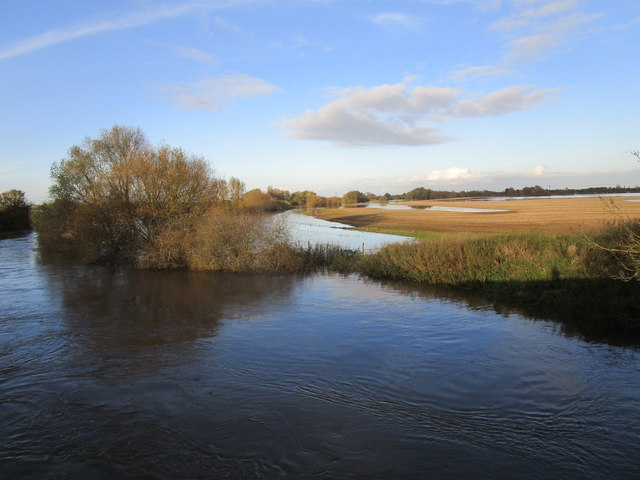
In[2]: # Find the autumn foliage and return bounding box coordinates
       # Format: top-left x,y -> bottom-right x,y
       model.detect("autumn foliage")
33,126 -> 299,271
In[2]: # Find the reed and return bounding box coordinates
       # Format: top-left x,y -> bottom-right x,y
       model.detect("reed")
357,233 -> 609,285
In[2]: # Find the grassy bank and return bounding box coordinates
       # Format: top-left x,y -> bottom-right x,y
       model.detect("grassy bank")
304,227 -> 640,338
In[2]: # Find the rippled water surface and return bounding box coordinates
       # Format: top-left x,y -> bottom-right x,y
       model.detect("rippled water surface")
2,233 -> 640,479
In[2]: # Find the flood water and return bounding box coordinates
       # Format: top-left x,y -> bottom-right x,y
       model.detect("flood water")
282,211 -> 408,250
2,233 -> 640,479
364,203 -> 510,213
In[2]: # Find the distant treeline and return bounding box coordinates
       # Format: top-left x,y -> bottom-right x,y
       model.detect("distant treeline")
0,189 -> 30,233
400,185 -> 640,200
286,184 -> 640,207
397,184 -> 640,201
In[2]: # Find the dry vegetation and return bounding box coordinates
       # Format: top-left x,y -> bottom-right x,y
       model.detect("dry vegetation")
313,196 -> 640,236
32,126 -> 303,272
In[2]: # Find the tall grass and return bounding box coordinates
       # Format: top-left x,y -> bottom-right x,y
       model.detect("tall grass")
358,233 -> 613,285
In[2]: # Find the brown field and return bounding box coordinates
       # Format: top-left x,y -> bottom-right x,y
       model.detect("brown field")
312,196 -> 640,237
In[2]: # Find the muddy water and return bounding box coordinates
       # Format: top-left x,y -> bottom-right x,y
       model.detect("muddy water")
2,233 -> 640,479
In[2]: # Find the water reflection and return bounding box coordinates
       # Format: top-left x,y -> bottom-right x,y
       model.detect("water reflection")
42,264 -> 299,347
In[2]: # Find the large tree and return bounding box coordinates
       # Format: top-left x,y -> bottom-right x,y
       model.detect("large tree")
34,125 -> 220,261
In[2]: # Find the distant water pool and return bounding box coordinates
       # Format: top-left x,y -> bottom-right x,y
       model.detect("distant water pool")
364,202 -> 511,213
281,210 -> 409,251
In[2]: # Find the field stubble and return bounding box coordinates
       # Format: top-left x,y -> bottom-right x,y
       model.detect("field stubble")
313,196 -> 640,236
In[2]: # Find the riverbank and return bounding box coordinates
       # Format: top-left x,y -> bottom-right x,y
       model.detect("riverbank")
353,231 -> 640,338
300,205 -> 640,338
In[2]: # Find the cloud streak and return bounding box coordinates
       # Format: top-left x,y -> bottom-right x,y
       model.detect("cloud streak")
369,12 -> 423,32
0,1 -> 260,61
162,74 -> 281,110
449,1 -> 600,83
283,80 -> 557,147
493,0 -> 600,60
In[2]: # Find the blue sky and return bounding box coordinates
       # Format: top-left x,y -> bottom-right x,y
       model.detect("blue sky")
1,0 -> 639,202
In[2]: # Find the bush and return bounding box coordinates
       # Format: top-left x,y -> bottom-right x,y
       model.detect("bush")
594,219 -> 640,282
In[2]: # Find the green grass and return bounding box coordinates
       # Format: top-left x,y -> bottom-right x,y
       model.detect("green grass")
356,227 -> 444,241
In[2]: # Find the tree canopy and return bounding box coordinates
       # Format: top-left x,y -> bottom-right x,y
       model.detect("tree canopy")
0,189 -> 30,232
342,190 -> 368,205
34,125 -> 221,261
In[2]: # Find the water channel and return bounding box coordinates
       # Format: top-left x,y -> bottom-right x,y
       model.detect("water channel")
2,231 -> 640,479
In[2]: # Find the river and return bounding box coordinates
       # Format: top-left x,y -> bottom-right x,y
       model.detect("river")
1,232 -> 640,479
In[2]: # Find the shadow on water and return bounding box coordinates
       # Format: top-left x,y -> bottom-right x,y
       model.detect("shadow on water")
368,275 -> 640,346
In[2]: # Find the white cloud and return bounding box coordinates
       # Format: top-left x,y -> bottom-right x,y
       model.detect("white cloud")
391,164 -> 564,192
282,105 -> 452,147
283,80 -> 555,147
163,74 -> 281,110
529,164 -> 547,176
398,167 -> 489,184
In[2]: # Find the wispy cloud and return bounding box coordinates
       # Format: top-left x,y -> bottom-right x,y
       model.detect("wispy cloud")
283,79 -> 556,147
369,12 -> 423,31
171,45 -> 218,65
450,85 -> 558,116
211,16 -> 244,34
147,40 -> 218,66
449,64 -> 512,80
492,0 -> 600,60
162,74 -> 281,110
0,1 -> 259,61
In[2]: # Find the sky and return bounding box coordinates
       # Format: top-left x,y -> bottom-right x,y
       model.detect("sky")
1,0 -> 639,202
